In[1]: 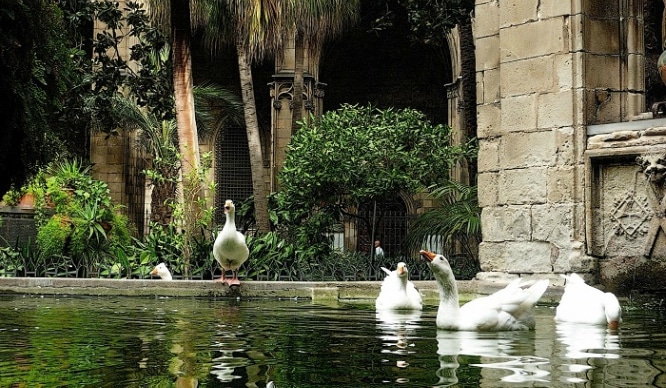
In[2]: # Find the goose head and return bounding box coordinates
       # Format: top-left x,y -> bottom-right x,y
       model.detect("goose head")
396,262 -> 408,277
420,250 -> 453,277
224,200 -> 236,215
603,293 -> 622,330
150,262 -> 172,280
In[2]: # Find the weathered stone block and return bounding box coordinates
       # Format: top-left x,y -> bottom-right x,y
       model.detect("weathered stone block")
475,35 -> 500,71
582,2 -> 619,18
585,54 -> 621,89
537,90 -> 574,129
500,131 -> 558,170
626,92 -> 645,119
500,56 -> 558,97
478,241 -> 507,272
501,94 -> 537,132
547,166 -> 578,203
504,241 -> 556,273
476,102 -> 501,139
552,241 -> 597,273
499,0 -> 536,28
539,0 -> 573,18
554,53 -> 575,90
481,205 -> 532,242
478,139 -> 500,173
553,126 -> 580,166
532,203 -> 574,245
477,172 -> 499,207
473,1 -> 500,38
499,167 -> 548,205
478,68 -> 500,104
481,241 -> 555,273
584,89 -> 624,125
500,18 -> 568,62
626,54 -> 644,91
583,19 -> 620,54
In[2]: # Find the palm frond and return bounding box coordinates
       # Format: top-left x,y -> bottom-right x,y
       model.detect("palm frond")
406,179 -> 480,260
193,83 -> 245,140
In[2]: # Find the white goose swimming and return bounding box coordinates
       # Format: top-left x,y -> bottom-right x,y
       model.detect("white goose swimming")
213,199 -> 249,286
375,262 -> 423,310
420,250 -> 549,331
555,273 -> 622,329
150,262 -> 172,280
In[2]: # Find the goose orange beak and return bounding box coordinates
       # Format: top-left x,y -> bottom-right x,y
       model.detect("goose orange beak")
609,321 -> 619,330
420,250 -> 436,262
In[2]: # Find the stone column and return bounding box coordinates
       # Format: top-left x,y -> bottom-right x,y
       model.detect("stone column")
268,36 -> 322,190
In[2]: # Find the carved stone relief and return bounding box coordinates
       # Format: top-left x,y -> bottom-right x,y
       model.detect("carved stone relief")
636,152 -> 666,256
594,163 -> 652,257
268,79 -> 315,112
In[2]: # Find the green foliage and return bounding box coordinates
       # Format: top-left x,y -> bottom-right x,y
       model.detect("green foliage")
277,104 -> 474,245
406,179 -> 481,278
245,231 -> 332,281
0,244 -> 23,276
2,186 -> 22,206
0,0 -> 81,192
36,215 -> 72,262
132,223 -> 184,273
32,159 -> 132,274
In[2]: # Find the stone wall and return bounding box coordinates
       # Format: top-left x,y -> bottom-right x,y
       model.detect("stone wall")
474,0 -> 593,280
473,0 -> 666,292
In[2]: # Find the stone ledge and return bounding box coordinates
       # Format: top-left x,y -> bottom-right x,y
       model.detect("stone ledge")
0,277 -> 565,305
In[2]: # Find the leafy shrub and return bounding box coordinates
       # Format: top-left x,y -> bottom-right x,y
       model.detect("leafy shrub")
1,186 -> 22,206
36,215 -> 71,261
32,159 -> 133,274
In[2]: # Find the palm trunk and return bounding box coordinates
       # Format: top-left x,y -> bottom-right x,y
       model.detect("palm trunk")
150,163 -> 178,226
291,31 -> 305,134
237,47 -> 270,233
172,0 -> 200,277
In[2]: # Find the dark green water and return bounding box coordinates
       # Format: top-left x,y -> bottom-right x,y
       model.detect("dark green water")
0,295 -> 664,387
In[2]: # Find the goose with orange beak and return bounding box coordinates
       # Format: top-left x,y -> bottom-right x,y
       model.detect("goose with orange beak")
420,250 -> 548,331
213,200 -> 249,286
375,262 -> 423,310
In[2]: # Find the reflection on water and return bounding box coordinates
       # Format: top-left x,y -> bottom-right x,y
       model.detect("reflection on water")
435,329 -> 549,386
376,309 -> 422,377
0,297 -> 665,387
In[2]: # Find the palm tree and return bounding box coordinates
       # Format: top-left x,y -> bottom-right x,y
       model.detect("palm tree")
198,0 -> 360,232
203,0 -> 284,233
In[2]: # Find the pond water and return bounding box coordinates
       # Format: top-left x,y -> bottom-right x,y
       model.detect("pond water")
0,295 -> 665,387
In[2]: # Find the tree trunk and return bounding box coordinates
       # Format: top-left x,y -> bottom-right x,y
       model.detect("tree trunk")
291,31 -> 305,134
150,164 -> 178,226
172,0 -> 200,277
237,47 -> 270,233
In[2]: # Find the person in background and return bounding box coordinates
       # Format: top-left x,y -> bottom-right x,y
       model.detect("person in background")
374,240 -> 385,260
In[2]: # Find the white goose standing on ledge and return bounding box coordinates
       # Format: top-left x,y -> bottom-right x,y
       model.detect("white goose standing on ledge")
375,262 -> 423,310
420,250 -> 549,331
213,199 -> 249,286
555,273 -> 622,329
